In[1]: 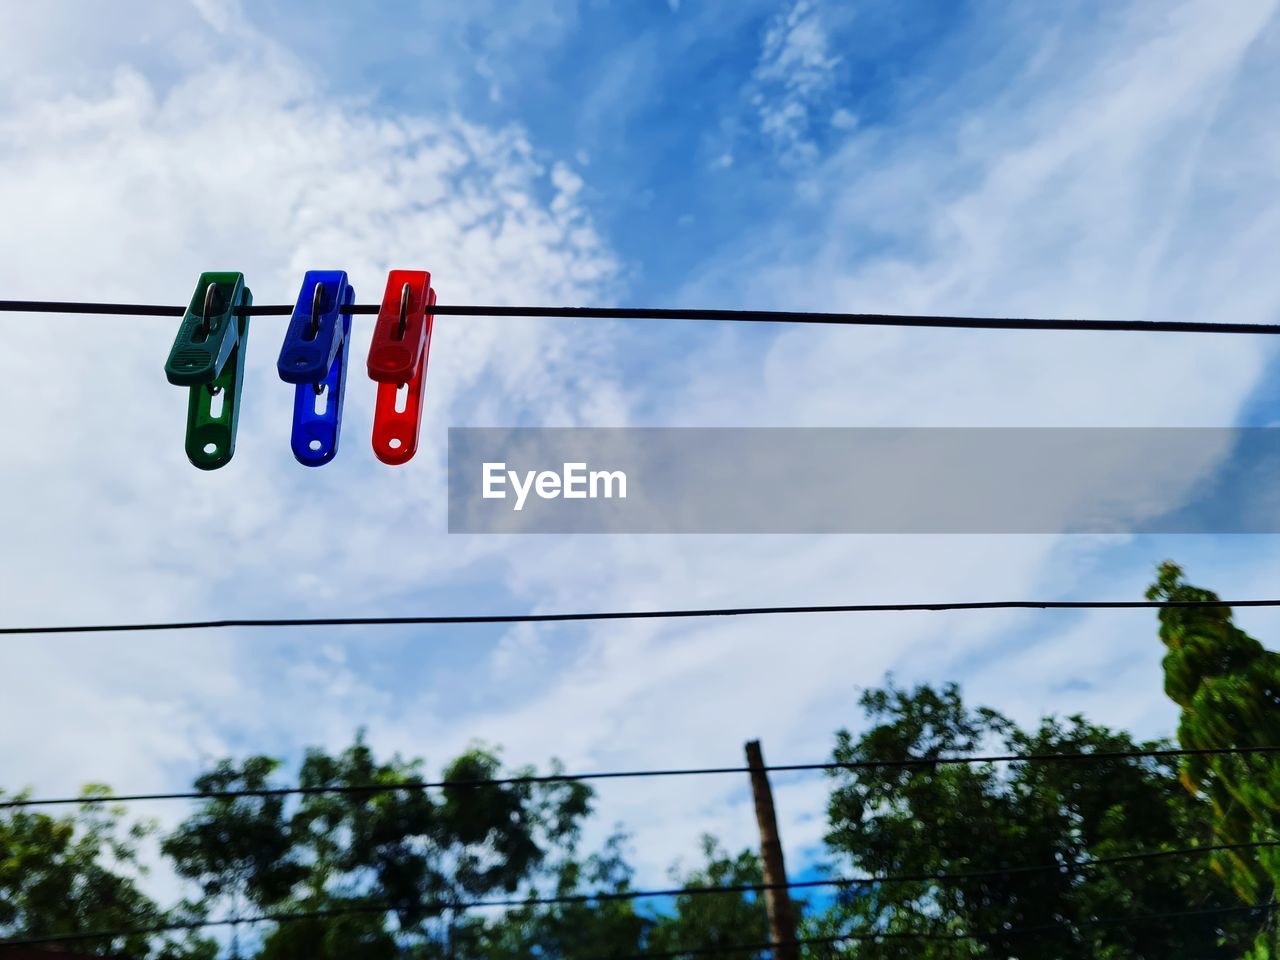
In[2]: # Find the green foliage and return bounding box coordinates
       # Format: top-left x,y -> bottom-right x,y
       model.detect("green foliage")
162,756 -> 308,919
445,831 -> 769,959
433,748 -> 592,904
819,681 -> 1257,959
287,735 -> 443,928
445,831 -> 649,959
159,735 -> 600,955
1149,561 -> 1280,956
256,898 -> 396,960
645,835 -> 770,959
0,790 -> 215,959
1149,562 -> 1280,898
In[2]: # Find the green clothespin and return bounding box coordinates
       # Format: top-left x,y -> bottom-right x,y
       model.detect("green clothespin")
165,272 -> 252,470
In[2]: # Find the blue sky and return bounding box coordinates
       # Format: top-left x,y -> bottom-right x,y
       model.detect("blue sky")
3,0 -> 1280,909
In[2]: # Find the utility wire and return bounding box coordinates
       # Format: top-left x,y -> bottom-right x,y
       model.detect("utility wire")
1,596 -> 1275,637
2,298 -> 1279,334
5,743 -> 1278,811
610,902 -> 1275,959
4,840 -> 1273,948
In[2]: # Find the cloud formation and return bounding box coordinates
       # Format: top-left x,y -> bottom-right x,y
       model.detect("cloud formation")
0,0 -> 621,811
749,0 -> 844,164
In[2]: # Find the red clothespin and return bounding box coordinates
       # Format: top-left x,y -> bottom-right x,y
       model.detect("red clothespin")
367,270 -> 436,465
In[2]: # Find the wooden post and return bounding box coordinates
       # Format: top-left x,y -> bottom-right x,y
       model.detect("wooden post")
746,739 -> 799,960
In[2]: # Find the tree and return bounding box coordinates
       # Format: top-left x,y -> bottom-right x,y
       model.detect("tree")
0,788 -> 215,959
170,735 -> 597,958
645,836 -> 771,959
18,603 -> 1280,960
162,756 -> 308,957
449,832 -> 769,960
818,681 -> 1257,958
256,904 -> 396,960
446,830 -> 649,960
1149,561 -> 1280,953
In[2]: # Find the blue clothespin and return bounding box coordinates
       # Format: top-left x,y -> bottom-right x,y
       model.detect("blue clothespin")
277,271 -> 353,466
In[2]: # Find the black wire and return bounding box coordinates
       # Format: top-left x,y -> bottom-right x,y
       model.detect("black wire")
4,743 -> 1276,811
1,596 -> 1274,637
2,298 -> 1279,333
3,840 -> 1272,948
480,837 -> 1280,906
609,902 -> 1275,959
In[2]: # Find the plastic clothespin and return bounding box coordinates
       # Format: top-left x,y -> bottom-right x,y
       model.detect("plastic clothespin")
367,269 -> 436,465
277,271 -> 354,466
164,272 -> 252,470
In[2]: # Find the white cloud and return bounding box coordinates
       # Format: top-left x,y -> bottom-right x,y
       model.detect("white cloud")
0,0 -> 622,807
420,0 -> 1280,881
750,0 -> 843,163
830,107 -> 857,131
187,0 -> 241,33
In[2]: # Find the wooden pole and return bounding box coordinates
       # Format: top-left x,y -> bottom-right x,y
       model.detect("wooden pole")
746,739 -> 799,960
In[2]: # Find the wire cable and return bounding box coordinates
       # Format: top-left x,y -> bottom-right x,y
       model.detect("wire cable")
1,596 -> 1274,637
5,743 -> 1278,811
609,902 -> 1275,959
2,298 -> 1279,334
4,840 -> 1273,948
